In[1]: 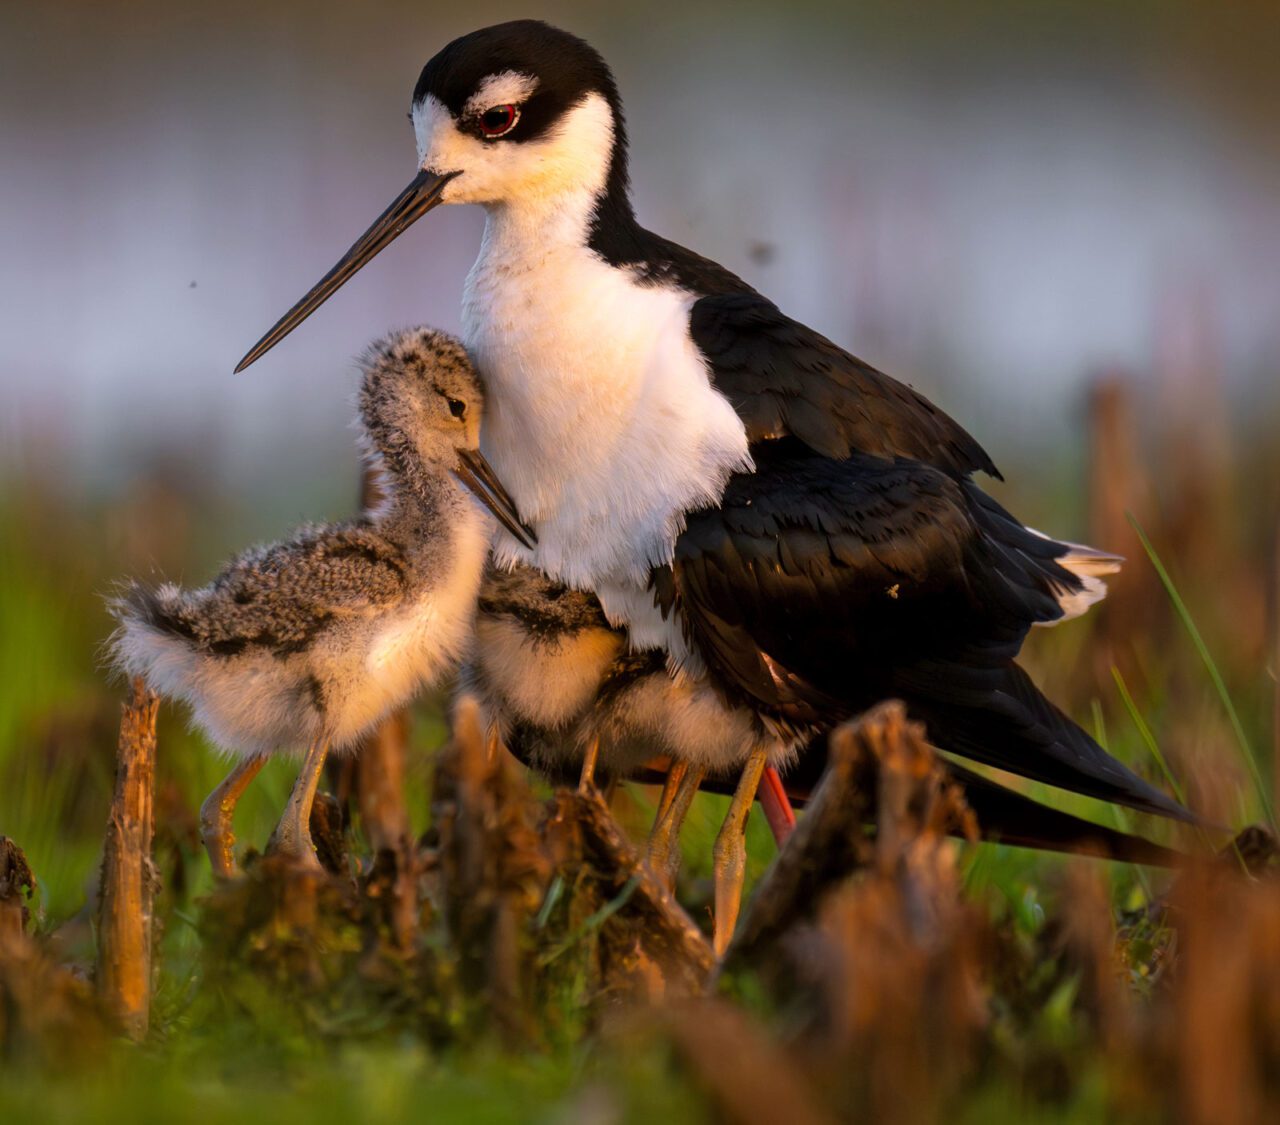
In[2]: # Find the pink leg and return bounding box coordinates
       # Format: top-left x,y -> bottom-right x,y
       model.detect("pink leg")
758,766 -> 796,847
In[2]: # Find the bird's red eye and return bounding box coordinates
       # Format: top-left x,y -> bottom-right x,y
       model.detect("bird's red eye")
479,104 -> 519,138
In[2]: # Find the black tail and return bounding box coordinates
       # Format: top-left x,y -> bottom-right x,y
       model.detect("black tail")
940,760 -> 1182,866
902,661 -> 1194,823
765,734 -> 1184,866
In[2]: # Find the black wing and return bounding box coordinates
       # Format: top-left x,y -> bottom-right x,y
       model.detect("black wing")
691,292 -> 999,478
941,760 -> 1181,864
592,221 -> 994,477
654,445 -> 1190,822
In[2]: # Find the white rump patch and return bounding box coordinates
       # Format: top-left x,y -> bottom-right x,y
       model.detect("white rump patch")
1030,529 -> 1124,625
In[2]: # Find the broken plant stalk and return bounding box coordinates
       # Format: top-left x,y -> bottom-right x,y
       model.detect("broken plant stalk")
96,677 -> 159,1040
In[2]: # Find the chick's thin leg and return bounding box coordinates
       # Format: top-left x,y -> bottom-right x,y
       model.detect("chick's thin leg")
712,748 -> 768,958
653,759 -> 688,825
578,736 -> 601,793
200,754 -> 267,879
647,761 -> 705,888
271,736 -> 330,868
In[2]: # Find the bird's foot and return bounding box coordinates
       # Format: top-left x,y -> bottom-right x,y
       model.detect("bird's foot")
268,736 -> 330,872
266,815 -> 325,872
712,827 -> 748,959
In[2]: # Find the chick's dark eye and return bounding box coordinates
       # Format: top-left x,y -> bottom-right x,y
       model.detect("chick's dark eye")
447,398 -> 467,419
479,104 -> 519,138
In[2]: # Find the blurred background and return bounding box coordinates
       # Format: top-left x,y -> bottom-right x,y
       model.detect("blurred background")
5,0 -> 1280,491
1,0 -> 1278,918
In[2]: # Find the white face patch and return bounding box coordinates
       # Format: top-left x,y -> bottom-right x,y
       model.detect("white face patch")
412,95 -> 452,168
411,90 -> 615,209
463,70 -> 538,118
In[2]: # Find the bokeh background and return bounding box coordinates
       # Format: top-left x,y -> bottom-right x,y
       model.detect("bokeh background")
1,0 -> 1278,912
2,4 -> 1280,1120
5,0 -> 1279,495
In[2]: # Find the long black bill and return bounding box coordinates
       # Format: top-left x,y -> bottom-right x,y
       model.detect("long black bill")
454,449 -> 537,549
234,169 -> 459,373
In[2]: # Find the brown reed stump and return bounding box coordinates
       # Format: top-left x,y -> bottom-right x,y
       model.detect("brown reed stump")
1,837 -> 109,1063
96,677 -> 159,1040
545,788 -> 716,995
433,696 -> 552,1044
723,701 -> 975,970
0,836 -> 36,941
719,703 -> 983,1123
1085,373 -> 1160,694
355,710 -> 412,851
1170,862 -> 1280,1125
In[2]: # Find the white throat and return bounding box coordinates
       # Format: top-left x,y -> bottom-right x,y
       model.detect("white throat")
454,105 -> 751,653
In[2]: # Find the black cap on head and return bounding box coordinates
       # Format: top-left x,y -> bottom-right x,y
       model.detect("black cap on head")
412,19 -> 619,143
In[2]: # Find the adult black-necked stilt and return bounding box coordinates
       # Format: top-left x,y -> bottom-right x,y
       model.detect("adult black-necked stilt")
112,328 -> 532,874
466,557 -> 1182,951
235,20 -> 1192,923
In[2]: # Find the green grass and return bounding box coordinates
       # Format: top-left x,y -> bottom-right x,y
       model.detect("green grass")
0,1039 -> 711,1125
0,472 -> 1273,1123
1128,514 -> 1276,828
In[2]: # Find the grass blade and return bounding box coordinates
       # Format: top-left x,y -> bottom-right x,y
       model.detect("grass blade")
1126,513 -> 1275,827
1110,666 -> 1187,809
537,875 -> 641,967
1112,666 -> 1226,861
1091,697 -> 1153,899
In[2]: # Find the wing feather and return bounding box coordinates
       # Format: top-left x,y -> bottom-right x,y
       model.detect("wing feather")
656,447 -> 1190,821
691,293 -> 1000,478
